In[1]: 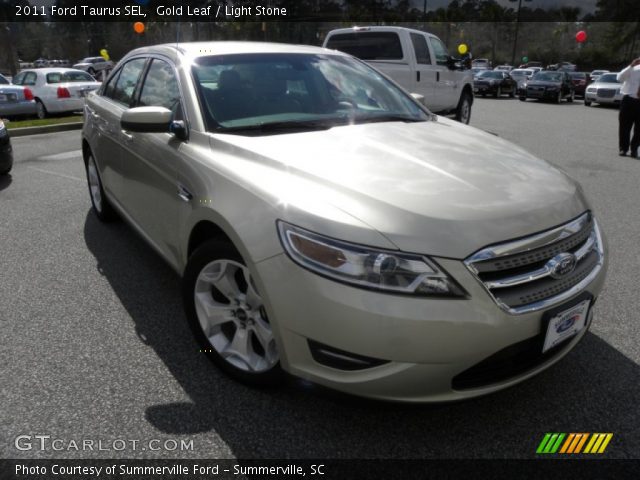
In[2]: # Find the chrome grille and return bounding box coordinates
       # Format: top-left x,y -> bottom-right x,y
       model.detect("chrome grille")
598,88 -> 616,98
465,212 -> 604,314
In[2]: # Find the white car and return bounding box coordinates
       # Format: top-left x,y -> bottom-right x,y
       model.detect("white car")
11,68 -> 101,118
584,72 -> 622,107
589,69 -> 609,82
73,57 -> 115,76
494,65 -> 513,72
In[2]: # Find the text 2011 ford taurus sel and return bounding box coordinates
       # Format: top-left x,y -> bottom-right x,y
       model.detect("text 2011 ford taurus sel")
81,42 -> 607,402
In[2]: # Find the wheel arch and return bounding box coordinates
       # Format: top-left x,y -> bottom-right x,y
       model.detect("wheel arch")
187,220 -> 237,260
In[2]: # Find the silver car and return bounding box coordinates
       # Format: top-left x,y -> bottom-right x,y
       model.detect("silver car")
0,73 -> 37,118
82,42 -> 607,402
584,73 -> 622,107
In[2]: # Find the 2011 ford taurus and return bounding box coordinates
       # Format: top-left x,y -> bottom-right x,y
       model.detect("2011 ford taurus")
81,42 -> 606,402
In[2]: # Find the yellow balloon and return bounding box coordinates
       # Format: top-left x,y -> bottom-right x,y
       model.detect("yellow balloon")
100,49 -> 110,61
458,44 -> 468,55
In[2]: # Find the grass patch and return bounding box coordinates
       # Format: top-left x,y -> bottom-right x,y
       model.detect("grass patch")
4,115 -> 83,129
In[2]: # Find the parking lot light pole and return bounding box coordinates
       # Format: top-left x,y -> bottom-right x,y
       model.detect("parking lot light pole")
510,0 -> 532,67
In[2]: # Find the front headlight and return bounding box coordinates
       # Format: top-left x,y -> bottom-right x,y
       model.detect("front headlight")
0,120 -> 6,137
277,221 -> 467,297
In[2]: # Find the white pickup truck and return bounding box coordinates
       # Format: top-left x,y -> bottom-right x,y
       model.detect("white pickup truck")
323,26 -> 474,123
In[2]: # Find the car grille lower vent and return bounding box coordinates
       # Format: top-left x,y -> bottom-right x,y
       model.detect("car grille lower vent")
464,212 -> 604,314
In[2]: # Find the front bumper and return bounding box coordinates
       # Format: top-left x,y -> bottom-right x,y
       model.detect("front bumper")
255,250 -> 607,402
526,88 -> 561,100
585,91 -> 621,105
474,84 -> 498,95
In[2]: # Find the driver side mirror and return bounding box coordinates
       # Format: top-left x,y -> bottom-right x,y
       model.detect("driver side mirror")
121,106 -> 173,133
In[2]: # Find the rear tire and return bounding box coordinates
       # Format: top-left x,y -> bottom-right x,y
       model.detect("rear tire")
85,153 -> 117,222
183,240 -> 284,387
35,99 -> 47,119
584,100 -> 592,106
519,96 -> 526,102
567,91 -> 574,103
454,91 -> 472,124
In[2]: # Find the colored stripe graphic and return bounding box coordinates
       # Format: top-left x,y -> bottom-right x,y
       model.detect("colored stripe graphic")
538,433 -> 613,454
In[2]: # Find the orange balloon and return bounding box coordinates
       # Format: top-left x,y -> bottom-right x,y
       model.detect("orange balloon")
133,22 -> 145,34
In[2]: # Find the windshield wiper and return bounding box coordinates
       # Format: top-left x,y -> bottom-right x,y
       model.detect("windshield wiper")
352,114 -> 427,125
216,119 -> 343,134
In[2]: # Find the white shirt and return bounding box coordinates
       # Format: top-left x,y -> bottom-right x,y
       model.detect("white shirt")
617,65 -> 640,97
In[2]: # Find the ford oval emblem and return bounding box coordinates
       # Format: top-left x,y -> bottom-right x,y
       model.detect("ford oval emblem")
556,315 -> 578,333
547,252 -> 577,280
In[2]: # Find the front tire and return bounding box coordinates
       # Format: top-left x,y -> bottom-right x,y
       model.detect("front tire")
85,153 -> 117,222
494,86 -> 501,98
183,240 -> 284,386
584,100 -> 592,106
556,91 -> 562,104
519,96 -> 526,102
567,91 -> 574,103
455,91 -> 472,124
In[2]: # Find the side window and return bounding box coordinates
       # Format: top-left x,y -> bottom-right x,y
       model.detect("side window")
102,68 -> 121,99
12,72 -> 25,85
410,33 -> 431,65
138,59 -> 182,117
23,72 -> 37,86
429,37 -> 450,66
111,58 -> 147,107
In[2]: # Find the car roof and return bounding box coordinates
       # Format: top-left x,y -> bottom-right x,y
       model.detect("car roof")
122,41 -> 344,61
22,68 -> 92,74
325,26 -> 438,39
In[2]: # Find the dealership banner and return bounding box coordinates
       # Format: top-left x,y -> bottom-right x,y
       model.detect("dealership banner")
2,459 -> 640,479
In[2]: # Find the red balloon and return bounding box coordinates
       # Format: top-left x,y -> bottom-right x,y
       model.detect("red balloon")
576,30 -> 587,43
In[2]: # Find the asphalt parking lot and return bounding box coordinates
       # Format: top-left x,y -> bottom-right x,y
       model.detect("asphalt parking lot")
1,97 -> 639,460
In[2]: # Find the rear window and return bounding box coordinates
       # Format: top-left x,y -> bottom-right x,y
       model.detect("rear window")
0,75 -> 9,85
325,32 -> 403,61
47,71 -> 95,83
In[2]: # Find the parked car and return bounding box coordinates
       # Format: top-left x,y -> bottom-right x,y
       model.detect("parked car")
509,68 -> 535,94
568,72 -> 590,98
584,73 -> 622,107
11,68 -> 101,119
520,70 -> 575,103
82,41 -> 606,402
33,58 -> 49,68
473,70 -> 517,97
0,73 -> 37,119
493,65 -> 513,72
472,58 -> 492,69
324,26 -> 474,124
0,119 -> 13,175
471,66 -> 489,77
528,66 -> 543,75
73,56 -> 114,76
589,70 -> 609,82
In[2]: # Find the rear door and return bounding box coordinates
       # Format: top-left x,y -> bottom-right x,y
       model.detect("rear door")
427,36 -> 458,112
86,57 -> 148,203
408,32 -> 437,107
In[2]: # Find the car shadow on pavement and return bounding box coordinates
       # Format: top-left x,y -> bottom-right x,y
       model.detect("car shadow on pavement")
83,212 -> 639,458
0,173 -> 12,191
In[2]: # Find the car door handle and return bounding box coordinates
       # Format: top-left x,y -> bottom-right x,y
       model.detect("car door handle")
177,184 -> 193,202
121,130 -> 134,141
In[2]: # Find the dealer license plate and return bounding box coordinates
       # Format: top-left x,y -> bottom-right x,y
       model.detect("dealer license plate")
542,299 -> 590,353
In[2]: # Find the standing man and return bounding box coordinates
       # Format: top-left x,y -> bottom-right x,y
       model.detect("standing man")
617,58 -> 640,157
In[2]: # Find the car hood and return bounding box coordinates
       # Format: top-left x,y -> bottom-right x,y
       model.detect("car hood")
591,82 -> 620,89
210,119 -> 587,258
527,80 -> 562,87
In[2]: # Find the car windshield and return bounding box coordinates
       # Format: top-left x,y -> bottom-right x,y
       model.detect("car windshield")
46,71 -> 95,83
532,72 -> 563,82
192,53 -> 430,133
478,71 -> 503,79
569,73 -> 586,79
0,75 -> 9,85
597,73 -> 619,83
